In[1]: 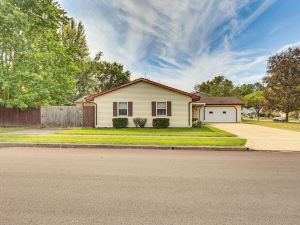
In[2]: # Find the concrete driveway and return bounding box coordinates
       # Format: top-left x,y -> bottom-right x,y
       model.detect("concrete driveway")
212,123 -> 300,151
0,147 -> 299,225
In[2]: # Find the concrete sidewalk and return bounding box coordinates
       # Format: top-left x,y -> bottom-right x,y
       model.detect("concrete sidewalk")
212,123 -> 300,151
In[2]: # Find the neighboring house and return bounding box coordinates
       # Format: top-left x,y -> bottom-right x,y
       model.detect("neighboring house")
74,95 -> 95,107
85,78 -> 243,127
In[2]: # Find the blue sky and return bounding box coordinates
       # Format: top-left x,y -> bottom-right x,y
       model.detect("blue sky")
58,0 -> 300,91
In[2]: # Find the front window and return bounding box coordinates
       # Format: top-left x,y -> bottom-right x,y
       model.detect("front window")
118,102 -> 128,116
157,102 -> 166,116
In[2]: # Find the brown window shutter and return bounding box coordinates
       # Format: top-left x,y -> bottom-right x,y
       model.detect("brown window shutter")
113,102 -> 117,117
167,101 -> 172,116
128,102 -> 133,116
151,101 -> 156,116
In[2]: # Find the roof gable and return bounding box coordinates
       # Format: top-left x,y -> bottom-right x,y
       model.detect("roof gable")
85,78 -> 200,101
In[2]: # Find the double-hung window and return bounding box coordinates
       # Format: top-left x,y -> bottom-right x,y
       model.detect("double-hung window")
118,102 -> 128,116
157,102 -> 167,116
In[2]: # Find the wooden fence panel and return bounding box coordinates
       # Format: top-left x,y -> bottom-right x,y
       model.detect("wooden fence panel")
41,106 -> 83,127
0,107 -> 41,127
83,106 -> 95,127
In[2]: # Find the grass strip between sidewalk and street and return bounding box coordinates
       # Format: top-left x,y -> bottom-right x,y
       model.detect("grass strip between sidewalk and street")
0,135 -> 246,147
56,126 -> 235,137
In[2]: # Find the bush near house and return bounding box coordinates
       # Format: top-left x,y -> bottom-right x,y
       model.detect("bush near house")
133,118 -> 147,128
153,118 -> 170,128
112,118 -> 128,128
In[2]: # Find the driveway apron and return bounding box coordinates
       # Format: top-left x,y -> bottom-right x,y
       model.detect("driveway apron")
211,123 -> 300,151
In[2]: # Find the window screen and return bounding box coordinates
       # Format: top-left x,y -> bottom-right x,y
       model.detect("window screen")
157,102 -> 167,116
118,102 -> 128,116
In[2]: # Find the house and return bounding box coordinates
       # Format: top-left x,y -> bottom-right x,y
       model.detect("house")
74,95 -> 95,107
85,78 -> 243,127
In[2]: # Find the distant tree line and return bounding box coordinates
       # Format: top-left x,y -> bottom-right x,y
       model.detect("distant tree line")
0,0 -> 130,109
194,47 -> 300,122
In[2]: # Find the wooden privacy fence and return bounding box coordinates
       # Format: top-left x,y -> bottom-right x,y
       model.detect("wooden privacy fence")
0,106 -> 95,128
0,107 -> 41,127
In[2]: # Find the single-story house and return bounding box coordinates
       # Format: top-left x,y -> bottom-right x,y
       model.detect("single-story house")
74,95 -> 95,107
85,78 -> 243,127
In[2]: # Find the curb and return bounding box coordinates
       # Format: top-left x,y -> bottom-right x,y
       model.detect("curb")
0,142 -> 250,151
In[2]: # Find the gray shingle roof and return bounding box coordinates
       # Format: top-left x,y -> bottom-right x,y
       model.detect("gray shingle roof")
194,96 -> 243,105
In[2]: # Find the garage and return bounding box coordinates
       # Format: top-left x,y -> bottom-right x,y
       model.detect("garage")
192,97 -> 243,123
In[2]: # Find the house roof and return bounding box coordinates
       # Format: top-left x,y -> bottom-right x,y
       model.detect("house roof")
74,95 -> 89,104
85,78 -> 200,101
194,96 -> 243,105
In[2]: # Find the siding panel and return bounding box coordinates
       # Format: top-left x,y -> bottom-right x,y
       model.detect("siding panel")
94,82 -> 192,127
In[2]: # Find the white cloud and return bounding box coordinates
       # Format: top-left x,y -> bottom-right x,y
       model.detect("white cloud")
58,0 -> 280,91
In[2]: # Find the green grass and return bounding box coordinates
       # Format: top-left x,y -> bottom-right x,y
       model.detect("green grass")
0,127 -> 25,133
243,120 -> 300,132
56,125 -> 235,137
0,135 -> 246,147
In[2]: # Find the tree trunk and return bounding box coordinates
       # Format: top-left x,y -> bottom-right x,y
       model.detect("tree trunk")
285,110 -> 289,122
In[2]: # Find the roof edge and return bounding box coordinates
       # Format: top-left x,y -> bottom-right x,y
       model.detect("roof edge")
85,78 -> 200,101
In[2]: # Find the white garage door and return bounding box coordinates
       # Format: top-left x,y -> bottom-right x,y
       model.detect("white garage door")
204,106 -> 236,123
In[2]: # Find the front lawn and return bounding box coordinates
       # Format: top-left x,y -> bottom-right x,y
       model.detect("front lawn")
243,120 -> 300,132
0,135 -> 246,147
56,125 -> 235,137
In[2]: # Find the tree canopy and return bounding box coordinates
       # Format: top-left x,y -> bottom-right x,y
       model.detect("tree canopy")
263,47 -> 300,121
194,76 -> 235,97
0,0 -> 131,108
0,0 -> 77,109
243,91 -> 265,108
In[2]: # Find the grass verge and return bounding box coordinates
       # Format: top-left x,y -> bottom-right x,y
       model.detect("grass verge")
56,125 -> 235,137
0,135 -> 246,147
0,128 -> 25,133
243,120 -> 300,132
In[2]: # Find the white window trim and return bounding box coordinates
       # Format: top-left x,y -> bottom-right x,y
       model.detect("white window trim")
156,101 -> 168,117
118,101 -> 128,117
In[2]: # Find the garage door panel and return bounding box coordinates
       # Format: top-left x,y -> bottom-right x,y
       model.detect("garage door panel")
204,107 -> 236,123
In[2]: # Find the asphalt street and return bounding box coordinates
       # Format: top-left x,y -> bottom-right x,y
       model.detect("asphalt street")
0,147 -> 299,225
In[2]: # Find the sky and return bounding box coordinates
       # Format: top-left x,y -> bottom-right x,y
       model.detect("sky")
58,0 -> 300,91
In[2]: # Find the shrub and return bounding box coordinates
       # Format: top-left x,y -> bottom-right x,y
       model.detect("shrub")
112,118 -> 128,128
192,119 -> 202,127
152,118 -> 169,128
133,118 -> 147,128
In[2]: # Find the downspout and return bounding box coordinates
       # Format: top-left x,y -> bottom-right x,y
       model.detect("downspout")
233,106 -> 238,123
86,99 -> 97,127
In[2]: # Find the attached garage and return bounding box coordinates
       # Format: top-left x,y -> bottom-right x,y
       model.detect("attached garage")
192,97 -> 243,123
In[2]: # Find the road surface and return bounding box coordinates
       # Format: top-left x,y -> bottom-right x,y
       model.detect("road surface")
0,147 -> 299,225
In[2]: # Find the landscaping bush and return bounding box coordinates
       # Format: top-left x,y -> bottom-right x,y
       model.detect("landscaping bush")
133,118 -> 147,128
112,118 -> 128,128
152,118 -> 169,128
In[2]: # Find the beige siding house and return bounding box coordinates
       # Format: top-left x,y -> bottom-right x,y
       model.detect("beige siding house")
85,78 -> 243,127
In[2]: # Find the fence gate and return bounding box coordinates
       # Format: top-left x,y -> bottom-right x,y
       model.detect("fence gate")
83,106 -> 95,128
41,106 -> 83,127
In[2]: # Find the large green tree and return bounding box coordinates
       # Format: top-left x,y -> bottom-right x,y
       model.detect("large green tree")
235,82 -> 264,97
61,18 -> 93,101
263,47 -> 300,122
0,0 -> 77,109
92,52 -> 130,92
243,91 -> 265,108
194,76 -> 235,96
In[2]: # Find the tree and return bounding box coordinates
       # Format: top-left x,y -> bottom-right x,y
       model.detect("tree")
194,76 -> 235,96
61,18 -> 92,101
263,47 -> 300,122
235,82 -> 264,97
243,90 -> 265,120
93,53 -> 130,92
0,0 -> 77,109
